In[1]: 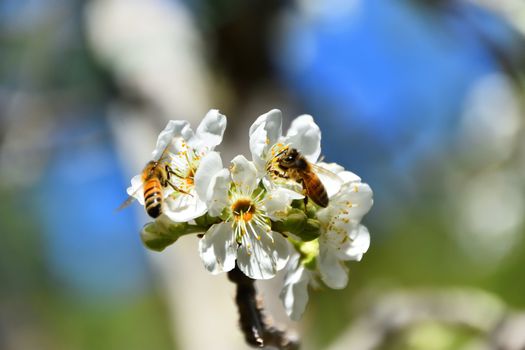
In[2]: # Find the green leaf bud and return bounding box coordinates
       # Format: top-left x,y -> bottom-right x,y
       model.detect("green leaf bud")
140,217 -> 205,252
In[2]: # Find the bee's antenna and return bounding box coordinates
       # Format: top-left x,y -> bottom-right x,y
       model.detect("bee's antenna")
275,147 -> 288,158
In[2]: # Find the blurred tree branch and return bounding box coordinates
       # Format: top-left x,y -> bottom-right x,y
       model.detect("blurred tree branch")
328,288 -> 525,350
228,266 -> 299,350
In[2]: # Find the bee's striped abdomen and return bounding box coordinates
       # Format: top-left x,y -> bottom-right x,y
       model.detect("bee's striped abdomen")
302,171 -> 328,208
144,177 -> 163,218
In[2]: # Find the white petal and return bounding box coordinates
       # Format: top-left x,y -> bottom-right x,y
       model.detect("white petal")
237,229 -> 290,280
320,181 -> 373,226
127,174 -> 145,205
194,151 -> 223,200
272,231 -> 291,271
152,120 -> 193,160
264,187 -> 294,220
249,109 -> 283,172
262,177 -> 304,201
163,191 -> 207,222
194,152 -> 230,217
190,109 -> 227,151
199,222 -> 237,274
280,254 -> 312,320
341,225 -> 371,261
338,182 -> 374,222
230,155 -> 258,195
318,243 -> 349,289
206,168 -> 231,217
285,114 -> 321,163
338,171 -> 361,184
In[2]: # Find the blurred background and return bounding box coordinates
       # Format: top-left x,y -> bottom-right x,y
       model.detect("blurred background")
1,0 -> 525,349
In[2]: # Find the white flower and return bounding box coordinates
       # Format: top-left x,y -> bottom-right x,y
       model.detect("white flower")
316,166 -> 373,289
127,109 -> 227,221
280,251 -> 315,321
318,224 -> 370,289
248,110 -> 343,199
279,164 -> 373,319
198,155 -> 293,279
249,109 -> 321,172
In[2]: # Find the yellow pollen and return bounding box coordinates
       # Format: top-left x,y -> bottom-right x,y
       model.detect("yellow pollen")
242,212 -> 253,222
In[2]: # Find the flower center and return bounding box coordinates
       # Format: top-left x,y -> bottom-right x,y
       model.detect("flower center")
170,147 -> 200,192
232,198 -> 256,222
185,168 -> 195,186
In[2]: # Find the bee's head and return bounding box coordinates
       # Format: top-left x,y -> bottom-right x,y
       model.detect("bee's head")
277,148 -> 299,169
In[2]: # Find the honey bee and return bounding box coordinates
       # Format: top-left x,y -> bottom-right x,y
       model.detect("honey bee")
269,147 -> 341,208
118,144 -> 187,218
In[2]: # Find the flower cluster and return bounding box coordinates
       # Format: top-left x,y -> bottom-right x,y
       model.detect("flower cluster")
128,109 -> 373,320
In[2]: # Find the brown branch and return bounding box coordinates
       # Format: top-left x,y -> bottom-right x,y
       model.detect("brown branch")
227,266 -> 300,350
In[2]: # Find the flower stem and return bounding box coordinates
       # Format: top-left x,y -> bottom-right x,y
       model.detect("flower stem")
227,266 -> 300,350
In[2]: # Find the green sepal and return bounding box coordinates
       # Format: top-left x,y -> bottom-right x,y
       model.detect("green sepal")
288,238 -> 319,270
290,199 -> 318,218
271,208 -> 321,241
303,218 -> 321,241
300,240 -> 319,270
303,255 -> 317,270
305,202 -> 317,218
194,213 -> 221,228
290,199 -> 304,210
219,207 -> 230,222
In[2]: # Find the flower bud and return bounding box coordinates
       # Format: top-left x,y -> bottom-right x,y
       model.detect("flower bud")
272,208 -> 321,241
302,218 -> 321,241
140,220 -> 189,251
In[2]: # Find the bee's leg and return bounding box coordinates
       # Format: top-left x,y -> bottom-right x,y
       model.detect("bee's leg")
165,165 -> 182,179
166,180 -> 192,196
163,165 -> 192,195
299,178 -> 309,210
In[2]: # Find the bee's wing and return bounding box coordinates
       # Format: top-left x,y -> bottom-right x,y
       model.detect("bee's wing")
154,132 -> 187,164
155,141 -> 173,164
312,163 -> 344,197
119,131 -> 177,212
116,182 -> 144,212
116,195 -> 137,211
311,163 -> 344,182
